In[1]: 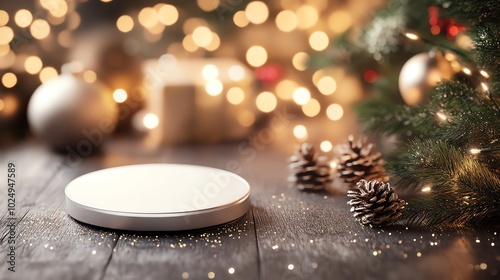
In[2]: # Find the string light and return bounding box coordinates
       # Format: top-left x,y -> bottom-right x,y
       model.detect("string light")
256,91 -> 277,113
479,70 -> 489,79
275,10 -> 298,32
226,87 -> 245,105
292,87 -> 311,105
302,98 -> 320,117
117,15 -> 134,33
326,104 -> 343,121
2,72 -> 17,88
0,26 -> 14,44
202,64 -> 219,80
158,5 -> 178,26
228,65 -> 245,81
309,31 -> 329,51
292,52 -> 309,71
245,1 -> 269,25
462,67 -> 472,75
233,11 -> 249,28
404,33 -> 419,40
143,113 -> 159,129
293,125 -> 307,140
14,9 -> 33,28
320,141 -> 333,152
246,46 -> 267,67
470,148 -> 500,154
421,186 -> 431,192
436,112 -> 448,121
205,80 -> 223,96
480,82 -> 488,92
113,89 -> 128,103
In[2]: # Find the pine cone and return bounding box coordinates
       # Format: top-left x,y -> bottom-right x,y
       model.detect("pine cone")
288,143 -> 332,191
335,135 -> 388,189
347,180 -> 405,227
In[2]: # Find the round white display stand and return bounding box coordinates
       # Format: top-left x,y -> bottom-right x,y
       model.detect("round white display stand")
65,164 -> 250,231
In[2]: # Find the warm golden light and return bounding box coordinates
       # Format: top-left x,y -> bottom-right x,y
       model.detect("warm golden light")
481,82 -> 489,91
405,33 -> 419,40
47,1 -> 68,18
296,5 -> 318,29
205,80 -> 223,96
0,10 -> 8,26
256,91 -> 277,113
479,70 -> 489,79
117,15 -> 134,33
292,87 -> 311,105
30,19 -> 50,40
2,72 -> 17,88
202,64 -> 219,80
309,31 -> 329,51
237,110 -> 255,127
15,9 -> 33,28
57,30 -> 72,47
83,70 -> 97,83
275,10 -> 298,32
182,35 -> 198,52
0,98 -> 4,112
143,113 -> 159,129
138,7 -> 159,28
436,112 -> 448,121
113,89 -> 128,103
293,125 -> 307,139
326,103 -> 343,121
462,67 -> 472,75
302,98 -> 320,117
421,186 -> 431,192
158,4 -> 178,26
205,32 -> 220,51
328,10 -> 352,33
192,26 -> 213,47
25,56 -> 43,75
0,26 -> 14,44
68,13 -> 81,30
228,65 -> 245,81
39,67 -> 58,83
317,76 -> 336,95
292,52 -> 309,71
276,79 -> 297,100
227,87 -> 245,105
246,46 -> 267,67
245,1 -> 269,25
197,0 -> 220,12
233,11 -> 249,28
470,148 -> 481,155
0,44 -> 9,56
320,140 -> 333,152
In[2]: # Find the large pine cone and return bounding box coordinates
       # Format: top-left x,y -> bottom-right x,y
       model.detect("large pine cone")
335,135 -> 388,188
288,143 -> 332,191
347,179 -> 405,227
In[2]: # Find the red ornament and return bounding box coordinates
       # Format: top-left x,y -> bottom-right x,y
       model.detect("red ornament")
254,64 -> 284,84
363,70 -> 378,83
427,6 -> 465,39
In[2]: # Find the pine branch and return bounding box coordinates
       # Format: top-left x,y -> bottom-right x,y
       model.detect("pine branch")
394,140 -> 500,228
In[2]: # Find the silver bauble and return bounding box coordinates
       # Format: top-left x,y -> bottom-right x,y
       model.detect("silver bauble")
27,73 -> 118,150
398,52 -> 454,105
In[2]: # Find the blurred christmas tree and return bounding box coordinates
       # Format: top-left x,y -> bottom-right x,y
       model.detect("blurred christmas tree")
314,0 -> 500,228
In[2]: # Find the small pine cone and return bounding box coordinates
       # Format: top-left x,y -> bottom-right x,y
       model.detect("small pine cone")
288,143 -> 332,191
335,135 -> 388,189
347,180 -> 405,227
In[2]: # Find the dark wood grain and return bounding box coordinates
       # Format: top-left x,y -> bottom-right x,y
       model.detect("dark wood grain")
1,140 -> 500,280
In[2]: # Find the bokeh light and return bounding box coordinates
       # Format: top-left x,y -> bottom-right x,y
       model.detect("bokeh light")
197,0 -> 220,12
2,72 -> 17,88
326,103 -> 343,121
233,11 -> 249,28
320,140 -> 333,152
292,52 -> 309,71
237,110 -> 255,127
205,80 -> 223,96
192,26 -> 213,47
276,10 -> 298,32
293,125 -> 308,140
143,113 -> 159,129
328,11 -> 352,33
117,15 -> 134,33
25,56 -> 43,74
227,87 -> 245,105
309,31 -> 329,51
245,1 -> 269,25
138,7 -> 158,28
0,10 -> 8,26
246,46 -> 267,67
292,87 -> 311,105
317,76 -> 337,95
113,89 -> 128,103
205,32 -> 220,51
30,19 -> 50,40
39,67 -> 58,83
256,91 -> 277,113
0,26 -> 14,44
158,4 -> 178,26
296,5 -> 318,29
276,79 -> 297,100
302,98 -> 321,117
83,70 -> 97,83
202,64 -> 219,80
14,9 -> 33,28
228,65 -> 245,81
0,44 -> 9,56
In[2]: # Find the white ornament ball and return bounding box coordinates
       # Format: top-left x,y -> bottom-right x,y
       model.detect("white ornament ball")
398,52 -> 454,105
27,74 -> 118,150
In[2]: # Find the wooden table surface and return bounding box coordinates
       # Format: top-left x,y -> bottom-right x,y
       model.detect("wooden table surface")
1,139 -> 499,280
